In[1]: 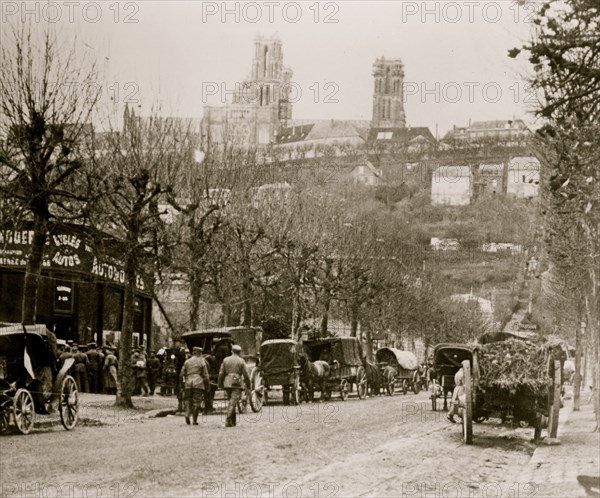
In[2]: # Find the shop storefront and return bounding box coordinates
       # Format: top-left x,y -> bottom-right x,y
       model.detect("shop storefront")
0,225 -> 152,347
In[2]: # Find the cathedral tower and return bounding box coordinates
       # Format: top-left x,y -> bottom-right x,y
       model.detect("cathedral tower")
371,57 -> 406,128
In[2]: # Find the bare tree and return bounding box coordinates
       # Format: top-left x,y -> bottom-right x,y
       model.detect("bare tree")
92,111 -> 196,407
0,22 -> 100,324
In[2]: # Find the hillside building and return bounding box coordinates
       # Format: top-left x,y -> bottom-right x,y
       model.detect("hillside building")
506,156 -> 540,198
443,119 -> 530,144
431,165 -> 472,205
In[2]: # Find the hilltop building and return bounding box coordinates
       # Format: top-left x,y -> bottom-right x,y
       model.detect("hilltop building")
201,35 -> 433,154
443,119 -> 530,144
202,35 -> 293,147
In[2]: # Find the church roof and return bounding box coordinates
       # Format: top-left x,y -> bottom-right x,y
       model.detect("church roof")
304,120 -> 364,141
367,127 -> 436,143
277,124 -> 314,144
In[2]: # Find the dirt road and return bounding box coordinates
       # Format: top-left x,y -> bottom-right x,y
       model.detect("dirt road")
0,392 -> 539,497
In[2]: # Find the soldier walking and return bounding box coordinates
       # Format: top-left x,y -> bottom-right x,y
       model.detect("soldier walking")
217,344 -> 250,428
181,347 -> 210,425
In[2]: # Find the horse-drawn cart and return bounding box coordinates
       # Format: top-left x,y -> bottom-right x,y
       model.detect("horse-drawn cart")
458,339 -> 564,444
375,348 -> 421,395
430,339 -> 564,444
249,339 -> 301,411
0,324 -> 78,434
301,337 -> 367,401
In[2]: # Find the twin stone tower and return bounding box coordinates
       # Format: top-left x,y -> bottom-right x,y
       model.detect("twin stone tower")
202,35 -> 407,146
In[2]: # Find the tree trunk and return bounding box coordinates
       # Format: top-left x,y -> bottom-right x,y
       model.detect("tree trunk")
574,317 -> 583,411
364,328 -> 373,361
585,281 -> 600,431
189,274 -> 202,331
242,293 -> 253,326
291,286 -> 301,341
21,215 -> 49,324
350,301 -> 359,338
320,285 -> 332,337
116,253 -> 136,408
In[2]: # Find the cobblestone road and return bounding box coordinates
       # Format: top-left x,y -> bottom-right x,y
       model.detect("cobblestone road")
0,391 -> 549,498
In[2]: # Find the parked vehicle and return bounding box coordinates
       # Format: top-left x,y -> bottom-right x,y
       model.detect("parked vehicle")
301,337 -> 367,401
249,339 -> 301,411
430,343 -> 473,411
0,323 -> 78,434
375,348 -> 421,395
457,343 -> 563,444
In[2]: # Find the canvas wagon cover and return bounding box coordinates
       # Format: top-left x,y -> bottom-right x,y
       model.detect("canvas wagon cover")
376,348 -> 418,370
260,340 -> 298,375
304,338 -> 363,366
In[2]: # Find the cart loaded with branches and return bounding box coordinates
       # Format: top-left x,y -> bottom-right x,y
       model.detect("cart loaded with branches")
453,338 -> 566,444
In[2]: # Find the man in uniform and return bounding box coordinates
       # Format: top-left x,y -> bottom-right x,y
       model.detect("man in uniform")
103,346 -> 118,394
131,348 -> 150,396
181,347 -> 210,425
174,345 -> 187,412
71,344 -> 89,393
86,343 -> 100,394
217,344 -> 250,428
147,351 -> 161,395
58,345 -> 73,371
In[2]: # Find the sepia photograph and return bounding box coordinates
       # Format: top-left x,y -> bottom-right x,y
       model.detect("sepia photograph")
0,1 -> 599,497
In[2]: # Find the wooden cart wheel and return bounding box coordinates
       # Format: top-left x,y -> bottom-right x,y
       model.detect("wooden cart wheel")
462,360 -> 473,444
340,380 -> 349,401
249,369 -> 264,413
13,389 -> 34,434
356,366 -> 367,400
402,379 -> 408,395
59,375 -> 78,431
385,370 -> 395,396
412,371 -> 421,395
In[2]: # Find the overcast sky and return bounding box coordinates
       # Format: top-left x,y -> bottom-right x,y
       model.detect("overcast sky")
7,1 -> 539,136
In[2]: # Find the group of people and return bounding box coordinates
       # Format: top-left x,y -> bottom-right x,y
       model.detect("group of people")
57,338 -> 251,427
57,342 -> 118,394
130,348 -> 162,396
180,343 -> 250,427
